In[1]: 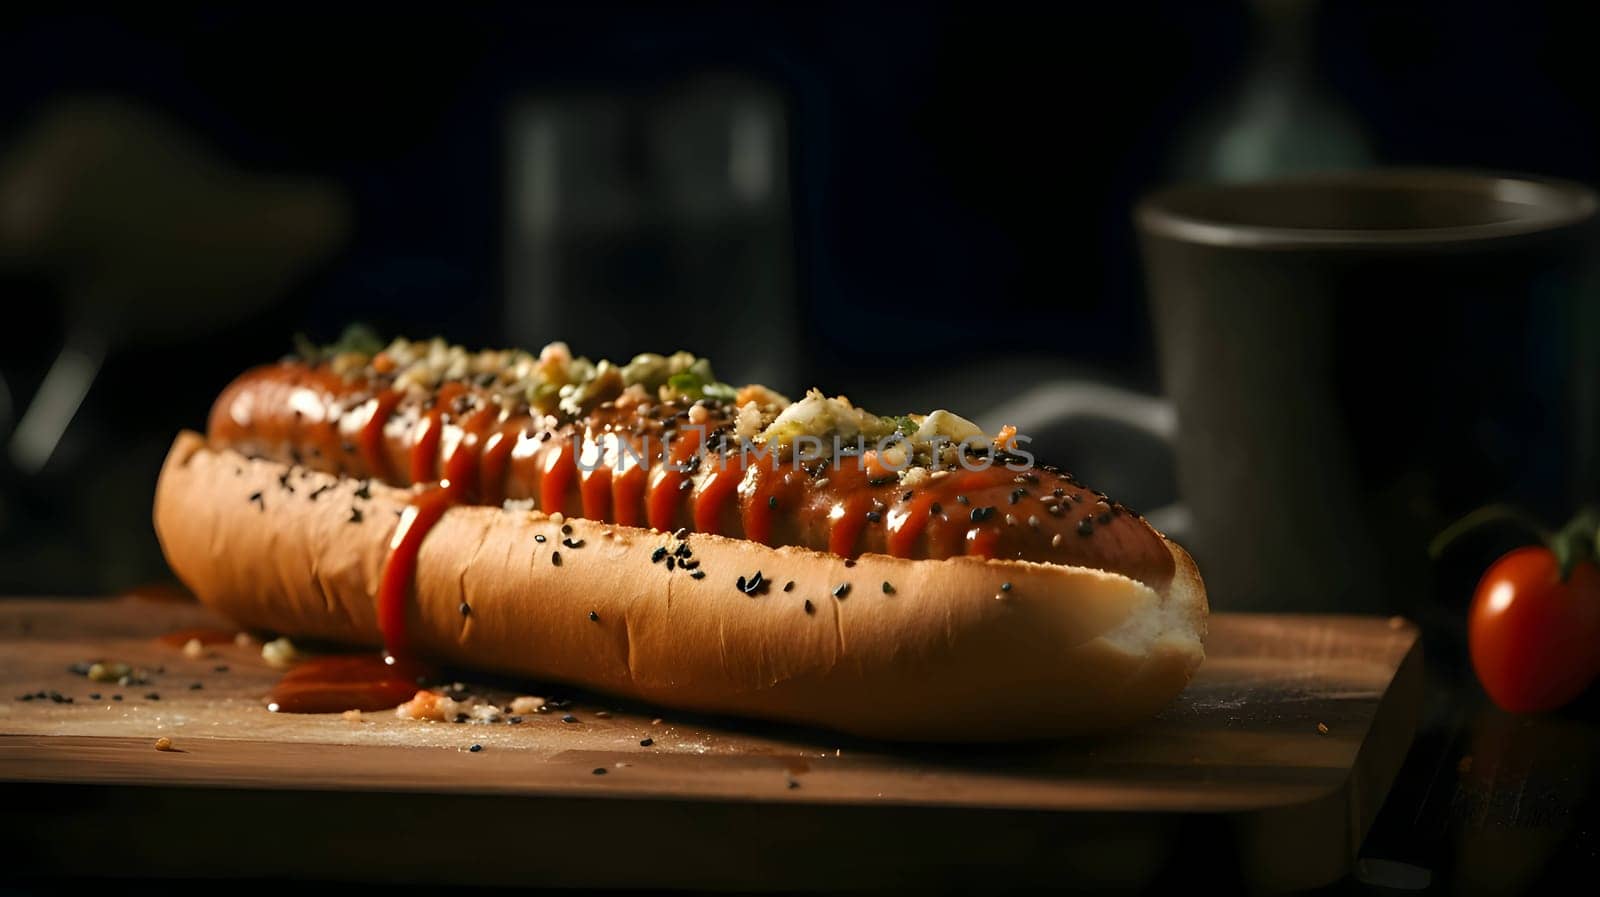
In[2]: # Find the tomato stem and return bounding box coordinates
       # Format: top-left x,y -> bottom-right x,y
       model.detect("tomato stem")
1551,507 -> 1600,582
1432,503 -> 1600,583
1428,504 -> 1553,560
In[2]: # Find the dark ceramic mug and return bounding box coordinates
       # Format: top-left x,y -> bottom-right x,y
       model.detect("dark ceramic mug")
1115,171 -> 1598,612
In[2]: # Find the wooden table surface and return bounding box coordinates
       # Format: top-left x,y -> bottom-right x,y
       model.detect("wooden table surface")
1,597 -> 1423,893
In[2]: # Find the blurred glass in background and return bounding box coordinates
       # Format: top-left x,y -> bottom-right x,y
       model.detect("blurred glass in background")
505,76 -> 795,388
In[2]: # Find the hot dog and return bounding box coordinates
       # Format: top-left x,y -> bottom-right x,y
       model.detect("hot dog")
155,336 -> 1206,740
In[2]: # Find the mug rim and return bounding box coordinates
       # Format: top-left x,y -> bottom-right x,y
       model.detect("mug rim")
1136,169 -> 1599,249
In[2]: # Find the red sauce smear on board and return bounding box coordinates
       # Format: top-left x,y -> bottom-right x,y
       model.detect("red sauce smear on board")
266,654 -> 429,713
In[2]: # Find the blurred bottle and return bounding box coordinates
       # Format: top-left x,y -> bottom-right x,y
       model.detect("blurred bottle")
1173,0 -> 1370,181
505,76 -> 796,388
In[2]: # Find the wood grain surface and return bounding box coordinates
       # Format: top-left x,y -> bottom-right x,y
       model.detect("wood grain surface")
0,597 -> 1422,892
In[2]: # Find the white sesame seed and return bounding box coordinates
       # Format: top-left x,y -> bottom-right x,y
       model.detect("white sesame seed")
1004,514 -> 1018,526
814,478 -> 830,488
1028,515 -> 1040,528
1051,533 -> 1063,547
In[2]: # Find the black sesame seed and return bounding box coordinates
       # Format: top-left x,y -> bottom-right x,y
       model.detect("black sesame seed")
832,583 -> 851,599
592,767 -> 608,776
804,599 -> 815,614
736,575 -> 746,591
536,534 -> 547,543
865,510 -> 882,523
930,502 -> 943,515
88,693 -> 100,700
1098,511 -> 1113,524
145,693 -> 161,701
956,495 -> 970,505
1000,582 -> 1013,592
1010,488 -> 1028,504
248,491 -> 264,510
214,665 -> 229,673
589,611 -> 599,622
640,737 -> 654,747
783,580 -> 795,592
902,491 -> 915,502
469,744 -> 483,753
651,546 -> 667,563
354,481 -> 372,500
508,716 -> 523,724
189,682 -> 203,690
970,506 -> 996,522
459,602 -> 472,617
690,570 -> 706,579
349,507 -> 364,524
768,495 -> 778,510
551,551 -> 562,566
112,695 -> 122,701
561,524 -> 573,535
882,581 -> 895,594
844,559 -> 856,568
680,558 -> 699,569
562,714 -> 578,723
1077,517 -> 1095,536
562,538 -> 585,549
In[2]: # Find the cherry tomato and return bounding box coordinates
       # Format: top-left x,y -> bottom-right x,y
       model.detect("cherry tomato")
1469,546 -> 1600,713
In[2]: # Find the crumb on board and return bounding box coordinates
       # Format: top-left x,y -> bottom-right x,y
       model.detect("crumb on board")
395,690 -> 452,721
1317,722 -> 1330,736
154,736 -> 175,752
87,662 -> 131,683
394,690 -> 501,724
261,637 -> 298,668
234,631 -> 256,648
182,638 -> 205,660
509,695 -> 546,715
1388,616 -> 1408,630
341,709 -> 362,722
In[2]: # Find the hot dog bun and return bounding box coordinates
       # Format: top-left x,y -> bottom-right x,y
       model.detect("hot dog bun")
154,430 -> 1206,741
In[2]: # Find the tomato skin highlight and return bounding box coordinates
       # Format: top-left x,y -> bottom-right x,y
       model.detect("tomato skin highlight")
1468,547 -> 1600,713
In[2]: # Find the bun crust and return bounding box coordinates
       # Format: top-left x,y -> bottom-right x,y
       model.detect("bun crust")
154,431 -> 1206,741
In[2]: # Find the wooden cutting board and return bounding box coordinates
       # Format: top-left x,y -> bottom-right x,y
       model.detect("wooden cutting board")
0,597 -> 1421,893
